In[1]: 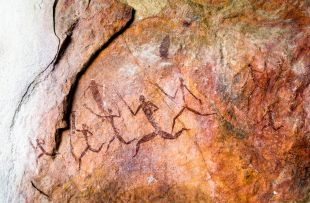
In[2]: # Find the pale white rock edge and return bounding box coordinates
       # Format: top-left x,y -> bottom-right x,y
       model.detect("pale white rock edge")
0,0 -> 57,202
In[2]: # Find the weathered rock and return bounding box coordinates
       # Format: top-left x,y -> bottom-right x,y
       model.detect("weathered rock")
17,0 -> 133,202
18,0 -> 310,202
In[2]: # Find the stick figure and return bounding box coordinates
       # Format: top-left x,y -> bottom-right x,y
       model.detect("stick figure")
260,102 -> 283,132
83,80 -> 136,151
83,79 -> 107,115
84,104 -> 136,152
70,112 -> 105,170
119,94 -> 189,157
152,78 -> 216,132
29,138 -> 56,162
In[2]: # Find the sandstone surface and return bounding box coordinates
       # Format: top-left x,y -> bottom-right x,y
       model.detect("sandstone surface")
10,0 -> 310,202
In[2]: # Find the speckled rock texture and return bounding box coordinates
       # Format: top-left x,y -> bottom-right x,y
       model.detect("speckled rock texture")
17,0 -> 309,202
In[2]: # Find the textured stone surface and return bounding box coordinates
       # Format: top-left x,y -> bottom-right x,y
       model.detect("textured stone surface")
14,0 -> 133,202
0,0 -> 58,201
6,0 -> 310,202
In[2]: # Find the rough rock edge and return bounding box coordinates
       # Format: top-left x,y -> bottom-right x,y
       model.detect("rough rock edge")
51,10 -> 135,155
11,0 -> 61,129
13,1 -> 135,199
10,0 -> 135,156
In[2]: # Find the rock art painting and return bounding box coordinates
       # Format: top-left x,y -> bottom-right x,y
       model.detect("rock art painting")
10,0 -> 310,202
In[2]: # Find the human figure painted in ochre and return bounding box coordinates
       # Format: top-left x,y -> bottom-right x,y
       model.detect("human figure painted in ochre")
152,77 -> 216,132
70,112 -> 105,170
119,94 -> 189,157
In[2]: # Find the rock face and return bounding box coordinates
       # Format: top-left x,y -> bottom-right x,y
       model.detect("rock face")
15,0 -> 310,202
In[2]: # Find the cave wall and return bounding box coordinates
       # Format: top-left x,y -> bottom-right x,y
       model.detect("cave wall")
1,0 -> 310,202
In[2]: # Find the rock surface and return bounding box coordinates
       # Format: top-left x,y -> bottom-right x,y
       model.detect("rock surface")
0,0 -> 59,201
9,0 -> 310,202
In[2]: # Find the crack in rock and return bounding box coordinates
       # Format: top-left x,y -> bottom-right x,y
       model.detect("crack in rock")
52,9 -> 135,155
31,181 -> 50,199
53,19 -> 79,67
10,0 -> 61,129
